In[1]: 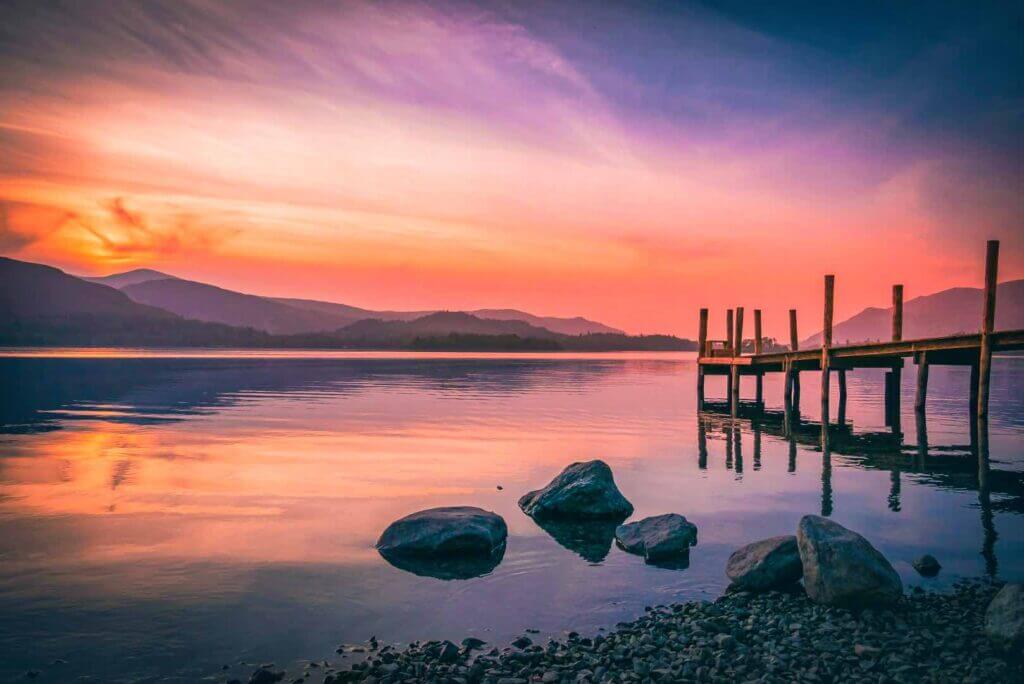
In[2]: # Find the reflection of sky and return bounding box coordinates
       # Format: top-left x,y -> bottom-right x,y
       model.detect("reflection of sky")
0,355 -> 1021,679
1,1 -> 1021,336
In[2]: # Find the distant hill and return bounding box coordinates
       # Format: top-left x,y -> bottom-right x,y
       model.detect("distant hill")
335,311 -> 561,344
1,257 -> 172,319
803,279 -> 1024,347
84,268 -> 177,289
467,309 -> 622,335
271,297 -> 428,326
120,278 -> 354,335
0,257 -> 270,347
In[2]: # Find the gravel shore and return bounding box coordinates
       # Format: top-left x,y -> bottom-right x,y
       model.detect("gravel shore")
242,579 -> 1022,684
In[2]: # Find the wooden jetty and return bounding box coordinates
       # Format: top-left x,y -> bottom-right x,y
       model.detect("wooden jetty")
697,240 -> 1024,426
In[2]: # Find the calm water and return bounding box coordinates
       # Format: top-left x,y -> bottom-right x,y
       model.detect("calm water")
0,351 -> 1022,682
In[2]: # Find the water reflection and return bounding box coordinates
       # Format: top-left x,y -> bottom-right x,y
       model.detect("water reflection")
528,517 -> 623,563
378,546 -> 506,580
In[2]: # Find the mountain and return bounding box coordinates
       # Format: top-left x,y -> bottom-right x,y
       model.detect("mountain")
467,309 -> 622,335
271,297 -> 428,325
84,268 -> 177,289
1,257 -> 172,320
0,257 -> 270,347
803,280 -> 1024,347
120,278 -> 355,335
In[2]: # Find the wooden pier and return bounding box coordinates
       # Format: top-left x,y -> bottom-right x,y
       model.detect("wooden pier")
697,240 -> 1024,426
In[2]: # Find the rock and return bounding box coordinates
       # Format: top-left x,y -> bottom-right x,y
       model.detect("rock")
531,516 -> 620,562
854,644 -> 881,658
614,514 -> 697,561
726,535 -> 802,591
518,460 -> 633,519
377,506 -> 506,556
461,637 -> 487,650
249,668 -> 285,684
511,636 -> 532,649
796,515 -> 902,607
912,554 -> 941,576
985,583 -> 1024,652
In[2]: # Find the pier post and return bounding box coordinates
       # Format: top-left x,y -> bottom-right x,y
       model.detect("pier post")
888,285 -> 904,424
915,351 -> 929,413
754,309 -> 763,406
789,309 -> 800,410
837,369 -> 847,425
726,309 -> 734,409
731,307 -> 744,416
977,240 -> 999,419
821,275 -> 834,436
697,308 -> 708,410
783,359 -> 793,435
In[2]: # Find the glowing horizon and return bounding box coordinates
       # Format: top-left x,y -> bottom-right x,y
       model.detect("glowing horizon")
1,1 -> 1021,337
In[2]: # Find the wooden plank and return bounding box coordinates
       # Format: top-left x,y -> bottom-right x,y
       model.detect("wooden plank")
698,308 -> 708,359
735,307 -> 745,356
726,309 -> 734,357
789,309 -> 799,351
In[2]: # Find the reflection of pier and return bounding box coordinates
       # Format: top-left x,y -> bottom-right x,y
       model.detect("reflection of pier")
695,405 -> 1017,576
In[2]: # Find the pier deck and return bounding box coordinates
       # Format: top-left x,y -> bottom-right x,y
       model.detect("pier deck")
696,240 -> 1021,424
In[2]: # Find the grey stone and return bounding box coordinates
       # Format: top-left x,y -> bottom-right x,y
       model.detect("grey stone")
912,554 -> 941,577
726,536 -> 802,591
985,583 -> 1024,652
376,506 -> 507,557
614,514 -> 697,561
796,515 -> 902,607
519,460 -> 633,519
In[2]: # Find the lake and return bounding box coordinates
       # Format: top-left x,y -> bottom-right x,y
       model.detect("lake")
0,351 -> 1021,682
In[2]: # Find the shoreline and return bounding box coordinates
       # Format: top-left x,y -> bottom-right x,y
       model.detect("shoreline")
240,578 -> 1021,684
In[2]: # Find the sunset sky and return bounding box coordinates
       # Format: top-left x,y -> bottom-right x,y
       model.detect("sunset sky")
1,0 -> 1021,337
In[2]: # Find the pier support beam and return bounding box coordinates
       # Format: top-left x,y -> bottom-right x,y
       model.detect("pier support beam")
789,309 -> 800,411
754,309 -> 763,407
837,369 -> 847,425
915,351 -> 929,413
725,309 -> 734,409
731,307 -> 744,417
977,240 -> 999,419
889,284 -> 903,426
697,308 -> 708,410
821,275 -> 834,439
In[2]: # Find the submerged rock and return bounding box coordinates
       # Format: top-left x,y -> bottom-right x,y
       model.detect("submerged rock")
912,554 -> 942,576
985,583 -> 1024,652
614,514 -> 697,562
518,460 -> 633,519
797,515 -> 902,607
376,506 -> 507,579
726,535 -> 802,591
249,668 -> 285,684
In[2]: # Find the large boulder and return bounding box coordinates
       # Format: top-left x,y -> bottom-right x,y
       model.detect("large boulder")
615,514 -> 697,562
519,460 -> 633,519
377,506 -> 507,560
726,535 -> 803,591
985,583 -> 1024,652
797,515 -> 902,607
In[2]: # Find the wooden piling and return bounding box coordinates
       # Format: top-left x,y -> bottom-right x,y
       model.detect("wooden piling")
889,285 -> 904,423
754,309 -> 763,405
731,307 -> 744,416
821,275 -> 834,430
892,285 -> 903,342
789,309 -> 800,409
697,308 -> 708,410
725,308 -> 734,408
977,240 -> 999,419
915,351 -> 929,413
837,369 -> 847,425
